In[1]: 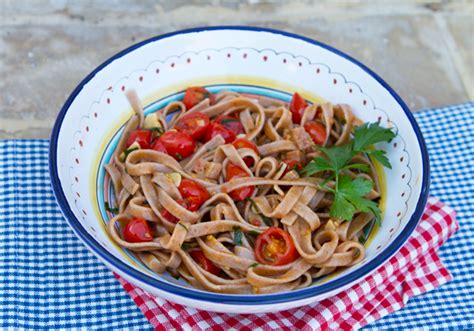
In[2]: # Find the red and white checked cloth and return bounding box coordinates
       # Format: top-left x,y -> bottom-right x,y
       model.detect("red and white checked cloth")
115,197 -> 458,330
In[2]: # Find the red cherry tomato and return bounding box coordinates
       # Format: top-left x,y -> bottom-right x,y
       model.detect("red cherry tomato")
304,121 -> 327,146
126,129 -> 152,149
232,138 -> 259,167
225,163 -> 254,201
255,227 -> 299,266
175,112 -> 211,140
122,218 -> 153,243
151,139 -> 167,153
183,87 -> 215,110
282,159 -> 303,177
204,122 -> 236,144
159,130 -> 196,160
189,249 -> 221,276
160,199 -> 190,224
289,92 -> 307,124
178,179 -> 210,210
215,115 -> 244,136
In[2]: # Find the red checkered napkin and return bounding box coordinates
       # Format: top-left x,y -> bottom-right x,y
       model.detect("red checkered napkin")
115,197 -> 458,330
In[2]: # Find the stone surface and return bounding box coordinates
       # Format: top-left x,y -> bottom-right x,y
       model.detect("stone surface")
0,0 -> 472,139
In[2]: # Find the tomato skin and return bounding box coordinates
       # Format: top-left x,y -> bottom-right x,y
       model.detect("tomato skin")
189,249 -> 221,275
159,130 -> 196,160
255,227 -> 299,266
175,112 -> 211,140
289,92 -> 307,124
304,121 -> 326,146
178,179 -> 210,210
282,159 -> 303,177
225,163 -> 254,201
151,139 -> 167,153
126,130 -> 152,149
232,138 -> 258,167
123,218 -> 153,243
183,87 -> 215,110
160,199 -> 190,224
215,115 -> 244,136
204,122 -> 236,144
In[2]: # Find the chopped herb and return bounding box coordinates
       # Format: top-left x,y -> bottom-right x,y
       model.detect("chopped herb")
233,226 -> 243,246
262,216 -> 273,227
246,198 -> 259,213
220,118 -> 239,125
175,153 -> 183,161
150,127 -> 164,134
181,242 -> 195,251
178,223 -> 189,231
302,121 -> 395,223
171,274 -> 180,280
105,201 -> 119,214
249,262 -> 260,268
359,234 -> 368,245
123,147 -> 139,161
248,230 -> 260,236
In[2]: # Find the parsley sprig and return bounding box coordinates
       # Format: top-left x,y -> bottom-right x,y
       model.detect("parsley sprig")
302,122 -> 395,223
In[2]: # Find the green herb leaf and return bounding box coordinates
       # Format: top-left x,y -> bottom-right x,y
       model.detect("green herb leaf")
123,147 -> 139,161
248,230 -> 260,236
220,118 -> 239,125
233,227 -> 243,246
302,156 -> 334,176
262,216 -> 273,227
342,163 -> 370,172
181,242 -> 195,251
331,192 -> 356,221
175,153 -> 183,161
105,201 -> 119,214
171,273 -> 180,280
249,262 -> 260,268
353,122 -> 395,153
366,149 -> 392,169
150,127 -> 164,134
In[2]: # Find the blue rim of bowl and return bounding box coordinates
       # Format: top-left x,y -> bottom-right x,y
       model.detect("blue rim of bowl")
49,26 -> 430,305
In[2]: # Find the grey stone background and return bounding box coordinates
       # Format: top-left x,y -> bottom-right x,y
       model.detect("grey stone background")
0,0 -> 472,139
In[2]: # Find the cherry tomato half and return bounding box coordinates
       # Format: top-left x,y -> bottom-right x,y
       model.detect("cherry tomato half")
126,129 -> 152,149
175,112 -> 211,141
189,249 -> 221,276
183,87 -> 215,110
159,130 -> 196,160
282,159 -> 303,177
304,121 -> 326,146
255,227 -> 299,266
161,199 -> 191,224
123,218 -> 153,243
289,92 -> 308,124
204,122 -> 236,144
178,179 -> 210,210
232,138 -> 258,167
225,163 -> 254,201
151,139 -> 167,153
215,115 -> 244,136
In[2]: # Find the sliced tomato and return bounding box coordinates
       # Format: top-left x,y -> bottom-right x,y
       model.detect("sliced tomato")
159,130 -> 196,160
289,92 -> 307,124
175,112 -> 211,140
225,163 -> 254,201
122,218 -> 153,243
232,138 -> 259,167
204,122 -> 236,144
304,121 -> 326,146
126,129 -> 152,149
255,227 -> 299,266
183,87 -> 215,110
215,115 -> 244,136
189,249 -> 221,276
160,199 -> 190,224
178,179 -> 210,210
151,139 -> 167,153
282,159 -> 303,177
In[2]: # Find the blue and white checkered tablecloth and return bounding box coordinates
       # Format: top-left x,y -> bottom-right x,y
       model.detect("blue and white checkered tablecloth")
1,103 -> 473,330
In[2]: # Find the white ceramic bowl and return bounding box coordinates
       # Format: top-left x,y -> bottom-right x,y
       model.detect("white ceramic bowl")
49,26 -> 429,313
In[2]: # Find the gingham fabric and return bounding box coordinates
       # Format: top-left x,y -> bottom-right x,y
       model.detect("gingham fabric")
0,103 -> 472,330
